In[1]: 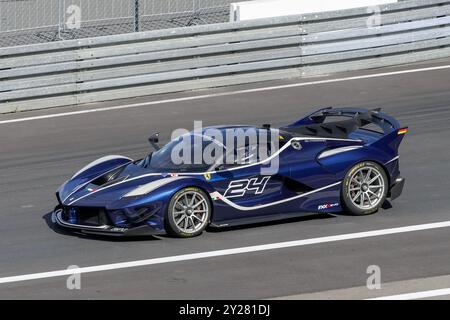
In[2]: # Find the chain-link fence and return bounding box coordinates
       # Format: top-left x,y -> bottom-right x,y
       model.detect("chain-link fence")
0,0 -> 249,48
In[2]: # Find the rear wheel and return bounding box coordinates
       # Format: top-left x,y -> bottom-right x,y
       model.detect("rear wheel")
342,161 -> 388,216
165,187 -> 211,238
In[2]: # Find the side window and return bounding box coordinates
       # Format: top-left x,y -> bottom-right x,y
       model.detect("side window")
235,144 -> 259,165
213,134 -> 277,171
220,144 -> 259,169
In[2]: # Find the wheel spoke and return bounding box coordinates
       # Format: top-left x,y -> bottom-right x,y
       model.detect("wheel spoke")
189,216 -> 195,228
176,214 -> 186,226
184,216 -> 189,230
368,190 -> 379,199
366,193 -> 373,206
175,202 -> 185,210
192,199 -> 206,209
364,169 -> 372,182
189,193 -> 197,206
368,174 -> 381,184
352,191 -> 362,202
358,171 -> 364,183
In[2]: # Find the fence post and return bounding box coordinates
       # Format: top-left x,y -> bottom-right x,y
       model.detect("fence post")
134,0 -> 140,32
58,0 -> 65,40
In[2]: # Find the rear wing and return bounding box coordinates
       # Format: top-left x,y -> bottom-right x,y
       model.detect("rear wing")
281,107 -> 408,139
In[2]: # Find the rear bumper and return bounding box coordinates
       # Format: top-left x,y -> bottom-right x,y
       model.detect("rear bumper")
389,177 -> 405,201
52,209 -> 164,237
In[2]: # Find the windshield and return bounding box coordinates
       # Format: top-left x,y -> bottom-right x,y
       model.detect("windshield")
137,133 -> 225,172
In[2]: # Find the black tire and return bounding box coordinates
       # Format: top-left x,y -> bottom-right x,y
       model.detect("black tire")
341,161 -> 388,216
165,187 -> 211,238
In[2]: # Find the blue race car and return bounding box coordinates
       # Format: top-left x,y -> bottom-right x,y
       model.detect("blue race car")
52,107 -> 407,238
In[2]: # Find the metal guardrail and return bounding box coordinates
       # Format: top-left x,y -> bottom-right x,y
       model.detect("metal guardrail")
1,0 -> 450,113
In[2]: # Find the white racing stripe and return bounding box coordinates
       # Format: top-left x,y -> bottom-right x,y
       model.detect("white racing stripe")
385,155 -> 400,165
1,220 -> 450,285
213,181 -> 341,211
1,64 -> 450,125
367,288 -> 450,300
318,146 -> 363,159
122,176 -> 189,197
71,155 -> 132,180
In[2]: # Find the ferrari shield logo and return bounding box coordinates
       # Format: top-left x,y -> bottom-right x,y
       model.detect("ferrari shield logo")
204,173 -> 211,180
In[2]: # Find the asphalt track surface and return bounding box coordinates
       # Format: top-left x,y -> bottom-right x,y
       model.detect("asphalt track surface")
0,58 -> 450,299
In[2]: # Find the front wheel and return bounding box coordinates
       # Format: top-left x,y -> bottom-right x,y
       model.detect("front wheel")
341,161 -> 388,216
165,187 -> 211,238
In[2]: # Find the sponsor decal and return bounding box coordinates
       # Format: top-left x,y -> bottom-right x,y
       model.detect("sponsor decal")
160,173 -> 178,178
318,202 -> 339,210
210,193 -> 222,201
224,176 -> 271,198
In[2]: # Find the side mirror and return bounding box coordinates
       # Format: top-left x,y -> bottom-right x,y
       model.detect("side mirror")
214,163 -> 225,171
148,132 -> 160,151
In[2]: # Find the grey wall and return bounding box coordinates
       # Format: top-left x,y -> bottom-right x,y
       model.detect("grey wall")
1,0 -> 450,113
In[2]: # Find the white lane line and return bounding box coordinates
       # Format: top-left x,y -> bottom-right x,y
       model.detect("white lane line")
368,288 -> 450,300
2,64 -> 450,125
1,220 -> 450,285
